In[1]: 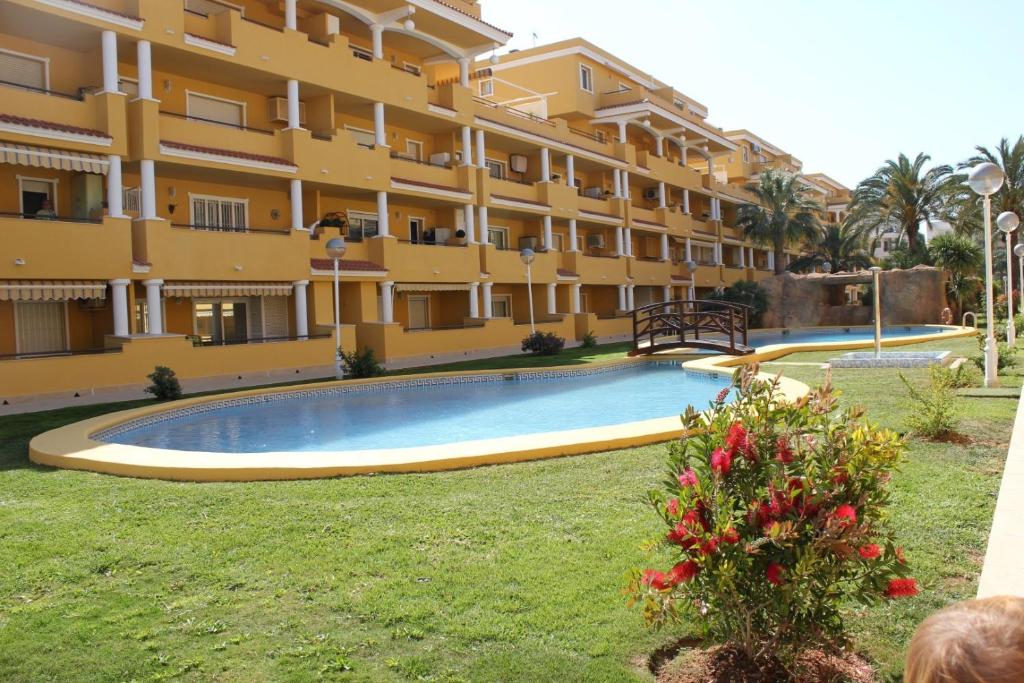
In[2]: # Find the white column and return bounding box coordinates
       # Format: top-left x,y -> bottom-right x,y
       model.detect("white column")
656,136 -> 664,156
475,129 -> 486,168
663,285 -> 671,302
540,147 -> 551,182
109,279 -> 129,337
571,284 -> 581,314
612,169 -> 622,198
618,121 -> 627,143
143,279 -> 163,335
768,251 -> 776,270
622,171 -> 630,200
624,227 -> 633,257
716,243 -> 723,265
478,205 -> 489,245
139,159 -> 157,220
101,30 -> 118,94
565,154 -> 575,187
688,284 -> 696,300
136,40 -> 153,100
748,247 -> 754,267
380,281 -> 394,323
284,0 -> 297,30
464,204 -> 476,243
546,283 -> 557,315
376,191 -> 390,237
660,233 -> 669,261
373,102 -> 387,146
461,126 -> 472,166
683,189 -> 690,214
370,25 -> 384,59
684,237 -> 692,262
468,282 -> 480,318
543,215 -> 553,250
739,245 -> 746,268
458,57 -> 471,87
287,79 -> 302,130
706,152 -> 713,178
568,219 -> 578,252
615,227 -> 624,256
293,280 -> 309,338
290,179 -> 303,230
107,155 -> 124,218
658,182 -> 667,209
481,282 -> 493,319
617,284 -> 627,311
626,284 -> 635,311
681,142 -> 688,166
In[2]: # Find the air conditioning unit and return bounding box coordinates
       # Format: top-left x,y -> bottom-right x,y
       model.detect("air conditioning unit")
268,97 -> 306,125
429,152 -> 452,166
583,186 -> 604,199
510,154 -> 528,173
751,143 -> 762,153
433,228 -> 452,243
586,234 -> 606,249
643,187 -> 659,201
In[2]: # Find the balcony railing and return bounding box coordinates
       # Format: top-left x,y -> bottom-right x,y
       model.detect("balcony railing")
0,211 -> 101,224
190,333 -> 331,347
171,223 -> 290,235
0,78 -> 85,101
389,151 -> 452,169
398,239 -> 468,248
0,346 -> 121,361
160,111 -> 276,135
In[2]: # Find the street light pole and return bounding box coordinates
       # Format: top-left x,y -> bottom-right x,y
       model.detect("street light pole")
998,211 -> 1021,346
870,266 -> 882,359
1015,243 -> 1024,326
520,247 -> 536,335
968,162 -> 1005,387
325,237 -> 348,378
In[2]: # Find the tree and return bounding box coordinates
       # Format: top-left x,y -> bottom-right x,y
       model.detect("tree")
928,233 -> 983,317
736,169 -> 821,275
788,222 -> 873,274
848,153 -> 955,253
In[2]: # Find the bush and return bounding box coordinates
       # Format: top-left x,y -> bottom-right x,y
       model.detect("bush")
145,366 -> 182,401
1015,314 -> 1024,337
971,334 -> 1017,372
627,366 -> 916,665
931,362 -> 981,390
899,369 -> 960,439
707,280 -> 768,327
521,331 -> 565,356
340,346 -> 385,379
580,331 -> 598,349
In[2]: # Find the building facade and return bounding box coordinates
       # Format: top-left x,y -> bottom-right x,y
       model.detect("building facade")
0,0 -> 846,403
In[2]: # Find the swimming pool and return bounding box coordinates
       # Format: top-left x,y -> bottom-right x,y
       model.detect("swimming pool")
100,363 -> 730,453
748,325 -> 947,347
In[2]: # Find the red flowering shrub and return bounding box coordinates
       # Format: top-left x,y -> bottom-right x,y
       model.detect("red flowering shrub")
627,366 -> 917,661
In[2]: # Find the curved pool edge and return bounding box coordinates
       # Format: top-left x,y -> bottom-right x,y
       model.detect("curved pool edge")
28,326 -> 971,482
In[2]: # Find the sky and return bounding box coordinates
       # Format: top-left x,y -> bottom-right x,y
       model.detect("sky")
481,0 -> 1024,189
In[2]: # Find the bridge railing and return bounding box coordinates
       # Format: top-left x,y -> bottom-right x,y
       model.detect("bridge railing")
631,299 -> 752,355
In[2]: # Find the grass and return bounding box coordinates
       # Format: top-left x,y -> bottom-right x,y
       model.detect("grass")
0,335 -> 1016,681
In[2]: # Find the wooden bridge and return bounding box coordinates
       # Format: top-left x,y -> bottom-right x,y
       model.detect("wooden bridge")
630,300 -> 755,356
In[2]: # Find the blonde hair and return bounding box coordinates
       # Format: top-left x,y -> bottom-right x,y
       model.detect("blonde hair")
905,596 -> 1024,683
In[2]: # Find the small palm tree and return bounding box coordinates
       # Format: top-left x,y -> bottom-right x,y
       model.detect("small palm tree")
849,153 -> 955,253
736,168 -> 821,275
928,233 -> 984,318
789,222 -> 873,273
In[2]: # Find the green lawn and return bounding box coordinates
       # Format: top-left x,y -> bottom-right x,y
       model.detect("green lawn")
0,335 -> 1015,682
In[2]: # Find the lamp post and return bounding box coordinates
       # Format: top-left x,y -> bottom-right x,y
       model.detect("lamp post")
325,237 -> 347,378
998,211 -> 1020,346
968,162 -> 1006,387
1015,242 -> 1024,327
869,266 -> 882,359
822,261 -> 833,274
520,247 -> 536,335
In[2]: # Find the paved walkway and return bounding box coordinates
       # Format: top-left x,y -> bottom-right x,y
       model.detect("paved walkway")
977,389 -> 1024,598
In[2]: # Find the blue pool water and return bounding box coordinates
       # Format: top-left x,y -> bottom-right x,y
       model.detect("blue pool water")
105,364 -> 730,453
747,325 -> 946,347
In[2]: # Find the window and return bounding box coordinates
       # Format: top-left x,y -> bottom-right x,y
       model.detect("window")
123,187 -> 141,214
194,300 -> 249,344
479,79 -> 493,97
579,64 -> 593,93
403,62 -> 421,76
742,147 -> 749,163
119,77 -> 139,98
347,211 -> 379,240
485,158 -> 506,180
407,296 -> 430,330
405,139 -> 424,161
579,293 -> 589,313
491,295 -> 512,319
186,91 -> 245,128
408,217 -> 425,243
352,45 -> 373,61
488,226 -> 509,250
18,177 -> 58,217
346,125 -> 375,148
0,49 -> 48,91
189,194 -> 248,231
15,301 -> 67,355
549,233 -> 564,252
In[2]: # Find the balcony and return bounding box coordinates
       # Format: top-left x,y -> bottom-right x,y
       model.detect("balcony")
630,205 -> 667,232
373,238 -> 482,283
562,251 -> 627,285
0,85 -> 125,154
577,194 -> 621,224
482,245 -> 557,283
628,257 -> 671,285
132,219 -> 309,281
636,151 -> 704,192
487,177 -> 548,214
389,153 -> 469,200
721,265 -> 750,286
156,112 -> 294,176
693,264 -> 722,289
0,214 -> 132,279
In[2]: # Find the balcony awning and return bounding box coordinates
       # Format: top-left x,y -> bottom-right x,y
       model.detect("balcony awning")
162,282 -> 293,298
0,280 -> 106,301
394,283 -> 471,293
0,144 -> 109,174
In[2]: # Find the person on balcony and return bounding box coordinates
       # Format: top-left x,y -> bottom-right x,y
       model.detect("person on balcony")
34,200 -> 57,220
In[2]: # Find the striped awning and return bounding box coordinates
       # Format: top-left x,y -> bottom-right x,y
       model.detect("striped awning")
0,280 -> 106,301
0,144 -> 109,174
394,283 -> 471,293
162,281 -> 293,298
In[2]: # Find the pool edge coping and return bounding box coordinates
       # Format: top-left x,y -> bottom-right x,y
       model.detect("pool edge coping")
28,325 -> 974,482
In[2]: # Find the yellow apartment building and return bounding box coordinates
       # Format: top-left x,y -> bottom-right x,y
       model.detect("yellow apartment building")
0,0 -> 844,404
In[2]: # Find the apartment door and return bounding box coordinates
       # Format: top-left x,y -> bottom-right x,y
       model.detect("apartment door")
15,301 -> 67,355
408,296 -> 430,330
194,301 -> 249,343
409,217 -> 424,244
20,178 -> 56,217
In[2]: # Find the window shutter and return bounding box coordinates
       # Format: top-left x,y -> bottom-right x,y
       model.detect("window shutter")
0,51 -> 45,89
187,93 -> 244,127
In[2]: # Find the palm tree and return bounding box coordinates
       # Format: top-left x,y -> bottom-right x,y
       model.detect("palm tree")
848,153 -> 955,253
736,168 -> 821,275
788,222 -> 873,273
928,233 -> 984,317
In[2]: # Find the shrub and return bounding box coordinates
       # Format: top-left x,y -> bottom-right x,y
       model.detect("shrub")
580,330 -> 598,349
931,362 -> 981,390
707,280 -> 768,328
1015,313 -> 1024,337
971,334 -> 1017,372
145,366 -> 182,401
627,366 -> 915,665
899,369 -> 960,439
341,346 -> 385,379
521,331 -> 565,356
